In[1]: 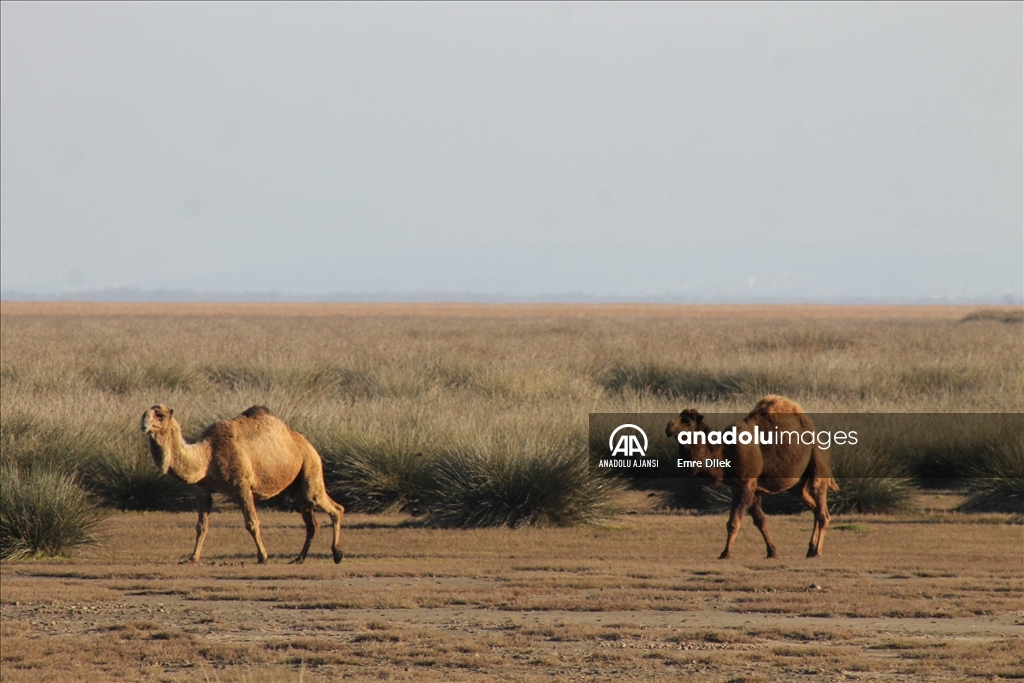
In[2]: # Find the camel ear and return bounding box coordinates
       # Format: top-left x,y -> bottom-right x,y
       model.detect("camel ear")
167,407 -> 173,417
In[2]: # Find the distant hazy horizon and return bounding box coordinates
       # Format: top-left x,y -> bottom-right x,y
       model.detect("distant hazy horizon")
2,3 -> 1021,302
1,242 -> 1020,304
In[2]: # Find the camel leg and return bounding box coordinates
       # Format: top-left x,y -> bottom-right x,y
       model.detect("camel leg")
808,484 -> 832,558
313,493 -> 345,564
798,483 -> 831,558
290,506 -> 317,565
299,455 -> 345,563
749,495 -> 778,559
184,489 -> 213,564
720,483 -> 756,560
237,491 -> 270,564
796,486 -> 822,553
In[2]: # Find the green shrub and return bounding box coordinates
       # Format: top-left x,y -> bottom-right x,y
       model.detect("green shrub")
830,444 -> 916,514
957,435 -> 1024,514
959,308 -> 1024,324
423,434 -> 622,528
81,448 -> 194,511
0,414 -> 193,512
320,431 -> 435,514
0,464 -> 107,559
885,415 -> 1022,488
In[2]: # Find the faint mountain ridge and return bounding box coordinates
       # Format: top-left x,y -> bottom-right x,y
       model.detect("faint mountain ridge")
2,245 -> 1019,304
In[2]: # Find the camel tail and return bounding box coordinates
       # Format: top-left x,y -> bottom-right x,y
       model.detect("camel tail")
827,477 -> 839,492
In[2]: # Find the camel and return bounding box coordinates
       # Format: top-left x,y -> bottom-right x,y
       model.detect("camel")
665,395 -> 838,560
140,404 -> 345,565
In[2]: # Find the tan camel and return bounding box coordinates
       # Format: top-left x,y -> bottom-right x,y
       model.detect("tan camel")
665,395 -> 838,559
141,405 -> 345,564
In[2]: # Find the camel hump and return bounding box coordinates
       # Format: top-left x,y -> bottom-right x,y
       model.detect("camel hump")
748,395 -> 804,417
241,405 -> 275,419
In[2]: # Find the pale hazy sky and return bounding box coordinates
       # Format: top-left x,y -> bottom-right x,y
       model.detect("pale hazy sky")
1,2 -> 1021,300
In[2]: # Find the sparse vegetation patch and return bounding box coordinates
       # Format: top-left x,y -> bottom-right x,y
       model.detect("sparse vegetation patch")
960,308 -> 1024,324
423,433 -> 623,528
0,464 -> 106,559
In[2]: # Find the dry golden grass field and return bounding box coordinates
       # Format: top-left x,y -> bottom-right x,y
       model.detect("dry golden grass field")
1,303 -> 1022,682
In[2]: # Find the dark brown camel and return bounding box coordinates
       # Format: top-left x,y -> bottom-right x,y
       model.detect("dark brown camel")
665,395 -> 838,559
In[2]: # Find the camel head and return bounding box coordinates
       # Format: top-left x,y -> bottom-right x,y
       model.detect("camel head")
141,404 -> 180,474
141,404 -> 175,436
666,408 -> 714,473
665,408 -> 705,441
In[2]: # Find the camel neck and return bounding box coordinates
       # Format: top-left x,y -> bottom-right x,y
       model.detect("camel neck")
686,443 -> 726,483
149,421 -> 211,485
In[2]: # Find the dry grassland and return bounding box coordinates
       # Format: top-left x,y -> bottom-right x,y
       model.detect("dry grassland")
1,303 -> 1022,681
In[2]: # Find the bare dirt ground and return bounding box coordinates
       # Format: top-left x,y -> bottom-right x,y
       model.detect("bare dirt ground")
2,508 -> 1021,682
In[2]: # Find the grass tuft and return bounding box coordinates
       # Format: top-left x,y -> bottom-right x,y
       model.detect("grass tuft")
320,432 -> 436,514
81,447 -> 195,511
0,464 -> 107,559
959,308 -> 1024,324
957,435 -> 1024,514
830,444 -> 916,514
423,433 -> 622,528
1,413 -> 193,512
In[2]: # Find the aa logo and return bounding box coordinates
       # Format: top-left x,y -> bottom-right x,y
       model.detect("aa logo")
609,424 -> 648,458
